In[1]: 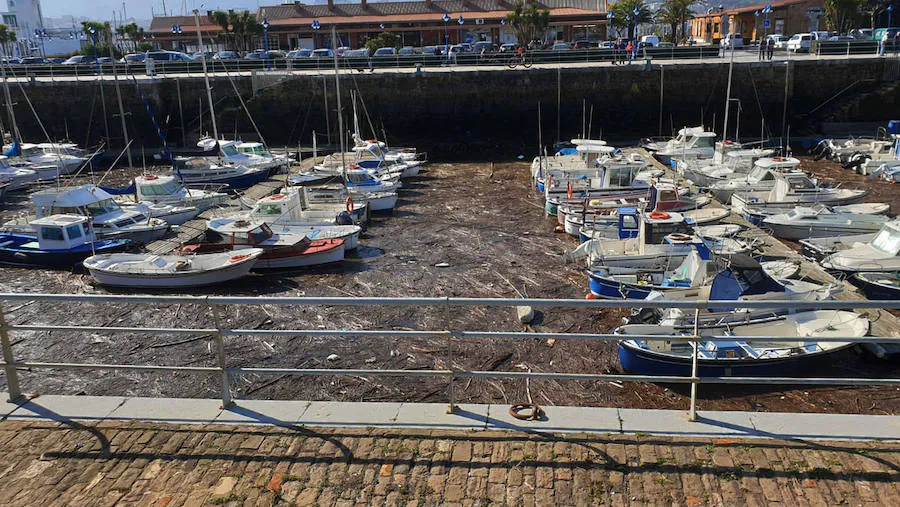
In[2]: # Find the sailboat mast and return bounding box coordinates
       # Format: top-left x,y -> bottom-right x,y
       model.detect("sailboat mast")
193,9 -> 218,142
722,43 -> 735,141
331,26 -> 347,182
1,61 -> 20,142
110,40 -> 133,168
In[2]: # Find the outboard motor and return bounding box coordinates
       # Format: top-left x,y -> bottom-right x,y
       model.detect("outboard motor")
336,211 -> 353,225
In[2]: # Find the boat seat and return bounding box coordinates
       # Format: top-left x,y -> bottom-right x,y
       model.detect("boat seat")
802,342 -> 820,353
0,240 -> 14,248
737,342 -> 760,359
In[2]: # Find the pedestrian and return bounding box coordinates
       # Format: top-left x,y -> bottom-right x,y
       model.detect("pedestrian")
880,31 -> 888,56
626,40 -> 634,64
767,37 -> 775,60
612,38 -> 620,64
894,31 -> 900,56
758,38 -> 766,61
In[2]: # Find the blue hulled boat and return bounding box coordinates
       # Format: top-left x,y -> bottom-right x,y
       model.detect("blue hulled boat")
0,215 -> 130,269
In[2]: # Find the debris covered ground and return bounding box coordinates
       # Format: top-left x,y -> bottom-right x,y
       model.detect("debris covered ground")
0,160 -> 897,415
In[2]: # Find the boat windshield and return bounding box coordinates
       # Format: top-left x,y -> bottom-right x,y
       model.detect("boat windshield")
142,181 -> 182,196
256,204 -> 283,216
747,166 -> 769,182
693,136 -> 716,148
239,145 -> 267,156
871,227 -> 900,256
787,177 -> 815,190
250,224 -> 272,243
221,144 -> 239,157
53,198 -> 119,217
607,166 -> 637,187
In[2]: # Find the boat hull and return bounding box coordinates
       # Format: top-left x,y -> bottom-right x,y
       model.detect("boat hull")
176,167 -> 270,190
86,255 -> 259,288
252,240 -> 345,269
617,341 -> 850,377
0,236 -> 129,269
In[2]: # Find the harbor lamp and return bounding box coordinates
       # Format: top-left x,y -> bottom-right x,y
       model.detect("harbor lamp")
754,10 -> 759,42
262,18 -> 270,69
762,4 -> 771,39
889,5 -> 894,30
632,7 -> 640,39
442,12 -> 451,63
311,18 -> 321,49
458,15 -> 464,47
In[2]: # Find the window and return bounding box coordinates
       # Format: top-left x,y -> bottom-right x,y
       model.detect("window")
622,215 -> 638,229
872,228 -> 900,256
714,23 -> 719,33
40,227 -> 64,241
221,145 -> 239,157
2,15 -> 16,27
257,204 -> 282,216
65,224 -> 83,239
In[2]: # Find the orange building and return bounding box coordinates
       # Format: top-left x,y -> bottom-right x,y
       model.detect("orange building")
690,0 -> 824,44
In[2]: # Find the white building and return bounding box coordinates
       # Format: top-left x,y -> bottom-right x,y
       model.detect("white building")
0,0 -> 81,57
0,0 -> 44,35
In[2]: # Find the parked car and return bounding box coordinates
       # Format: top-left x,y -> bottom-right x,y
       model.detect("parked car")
767,34 -> 790,49
552,42 -> 572,51
573,40 -> 597,49
398,46 -> 418,55
457,43 -> 473,52
213,51 -> 240,60
422,45 -> 442,56
47,57 -> 66,64
336,46 -> 350,56
720,33 -> 744,48
265,50 -> 286,59
640,35 -> 660,47
849,28 -> 873,40
827,35 -> 855,41
373,47 -> 397,56
499,43 -> 519,52
121,53 -> 147,63
287,49 -> 313,58
599,41 -> 615,49
147,51 -> 192,61
96,57 -> 113,64
473,41 -> 498,53
658,41 -> 675,48
342,49 -> 369,58
786,33 -> 813,52
873,27 -> 900,41
192,50 -> 214,60
311,48 -> 334,58
20,57 -> 47,65
61,55 -> 95,65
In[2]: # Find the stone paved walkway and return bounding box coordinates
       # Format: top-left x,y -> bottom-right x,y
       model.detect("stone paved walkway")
0,420 -> 899,506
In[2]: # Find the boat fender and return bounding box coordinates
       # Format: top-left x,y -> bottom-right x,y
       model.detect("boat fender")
271,194 -> 285,200
229,254 -> 251,263
648,211 -> 670,220
144,175 -> 159,180
771,156 -> 787,162
668,233 -> 693,242
509,403 -> 544,421
567,182 -> 573,200
345,196 -> 354,215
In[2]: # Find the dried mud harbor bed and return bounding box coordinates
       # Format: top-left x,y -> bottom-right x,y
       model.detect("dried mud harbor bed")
0,160 -> 897,415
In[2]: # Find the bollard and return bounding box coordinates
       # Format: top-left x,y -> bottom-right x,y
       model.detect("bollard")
415,63 -> 423,75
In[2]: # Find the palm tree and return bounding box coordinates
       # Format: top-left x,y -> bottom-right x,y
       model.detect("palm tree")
504,2 -> 551,48
212,10 -> 233,51
609,0 -> 653,40
656,0 -> 694,43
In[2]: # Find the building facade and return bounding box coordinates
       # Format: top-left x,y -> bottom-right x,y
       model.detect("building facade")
150,0 -> 608,52
690,0 -> 824,43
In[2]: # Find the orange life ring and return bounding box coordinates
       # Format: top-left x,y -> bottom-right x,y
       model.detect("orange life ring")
144,175 -> 158,180
771,156 -> 786,162
723,140 -> 733,145
229,254 -> 250,263
350,164 -> 361,169
648,211 -> 670,220
345,195 -> 354,214
366,139 -> 377,143
668,233 -> 693,241
270,194 -> 285,200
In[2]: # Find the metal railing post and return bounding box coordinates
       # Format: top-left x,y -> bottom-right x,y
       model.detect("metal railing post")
689,307 -> 700,421
0,302 -> 22,402
210,303 -> 233,408
445,297 -> 458,414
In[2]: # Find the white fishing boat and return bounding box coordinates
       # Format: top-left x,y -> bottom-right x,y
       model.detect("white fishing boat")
708,156 -> 803,203
197,138 -> 289,174
652,129 -> 718,165
679,146 -> 775,188
84,249 -> 264,288
171,157 -> 270,190
682,207 -> 730,225
762,206 -> 891,240
570,232 -> 748,272
821,220 -> 900,273
731,173 -> 868,217
23,185 -> 169,244
0,156 -> 37,190
130,174 -> 229,211
695,223 -> 743,238
9,142 -> 85,180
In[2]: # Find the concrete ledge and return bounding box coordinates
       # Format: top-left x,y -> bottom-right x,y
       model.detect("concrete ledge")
3,393 -> 899,441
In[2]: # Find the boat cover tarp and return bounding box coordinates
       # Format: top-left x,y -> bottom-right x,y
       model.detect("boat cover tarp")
3,140 -> 20,157
99,182 -> 136,196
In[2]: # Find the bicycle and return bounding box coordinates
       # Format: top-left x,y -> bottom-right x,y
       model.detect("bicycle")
507,52 -> 532,69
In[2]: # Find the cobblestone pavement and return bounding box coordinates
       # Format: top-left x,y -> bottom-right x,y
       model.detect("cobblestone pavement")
0,420 -> 898,506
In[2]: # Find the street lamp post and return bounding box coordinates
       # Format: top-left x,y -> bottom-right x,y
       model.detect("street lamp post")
607,11 -> 614,41
34,29 -> 46,58
442,12 -> 450,64
763,4 -> 771,40
311,19 -> 321,50
633,7 -> 640,40
171,23 -> 182,51
262,18 -> 270,69
458,14 -> 464,47
754,10 -> 759,43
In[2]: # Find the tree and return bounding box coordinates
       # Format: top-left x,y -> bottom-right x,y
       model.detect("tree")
860,0 -> 891,33
0,24 -> 17,57
212,10 -> 234,51
117,22 -> 143,52
210,10 -> 260,52
824,0 -> 860,33
609,0 -> 653,40
81,21 -> 113,45
656,0 -> 694,43
504,2 -> 551,48
364,32 -> 401,53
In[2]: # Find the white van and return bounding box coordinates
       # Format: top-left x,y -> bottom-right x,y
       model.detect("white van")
640,35 -> 660,48
786,33 -> 813,52
720,33 -> 744,48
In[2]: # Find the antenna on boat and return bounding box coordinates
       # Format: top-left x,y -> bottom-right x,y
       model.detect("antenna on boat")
587,104 -> 594,140
537,101 -> 543,184
722,41 -> 735,142
110,36 -> 133,169
193,9 -> 218,144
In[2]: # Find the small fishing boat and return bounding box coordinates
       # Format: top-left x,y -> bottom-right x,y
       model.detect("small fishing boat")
0,156 -> 38,191
287,184 -> 370,224
616,310 -> 869,377
762,206 -> 891,240
821,220 -> 900,273
574,208 -> 688,243
731,173 -> 868,218
209,213 -> 360,251
682,207 -> 730,225
0,214 -> 130,269
708,156 -> 803,204
852,272 -> 900,300
125,202 -> 201,226
201,219 -> 345,269
171,157 -> 270,190
695,223 -> 743,238
678,145 -> 774,188
8,142 -> 86,180
84,248 -> 263,288
197,138 -> 290,174
643,126 -> 717,163
586,250 -> 721,299
23,184 -> 169,244
799,233 -> 876,260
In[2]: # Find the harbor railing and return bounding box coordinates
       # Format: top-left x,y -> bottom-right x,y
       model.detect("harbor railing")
1,293 -> 898,422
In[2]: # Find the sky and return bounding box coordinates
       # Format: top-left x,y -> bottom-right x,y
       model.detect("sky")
38,0 -> 263,22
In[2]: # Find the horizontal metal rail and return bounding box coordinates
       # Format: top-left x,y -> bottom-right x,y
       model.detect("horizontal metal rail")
1,294 -> 898,424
